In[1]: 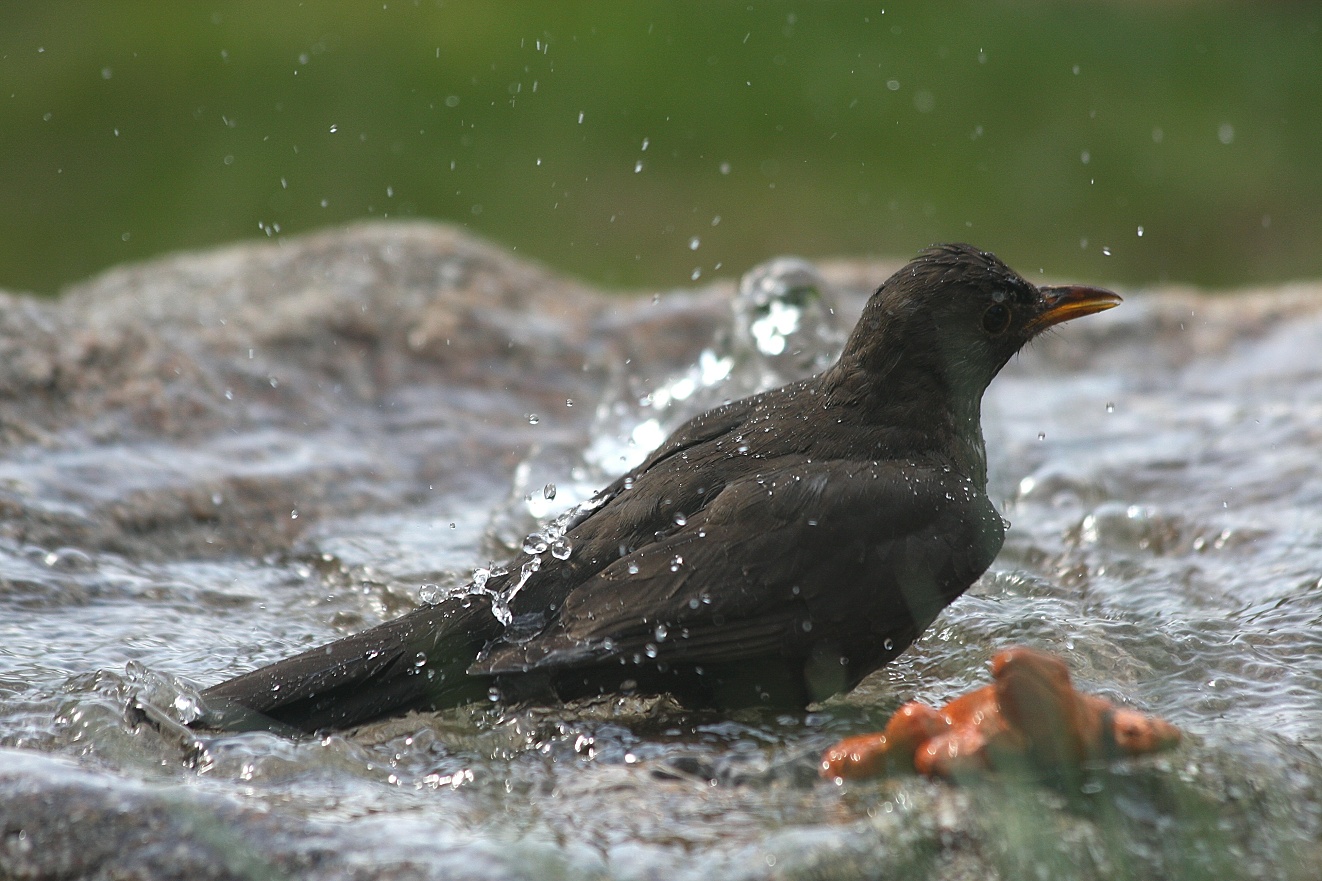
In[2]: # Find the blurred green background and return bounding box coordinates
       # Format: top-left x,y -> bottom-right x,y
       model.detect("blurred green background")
1,1 -> 1318,296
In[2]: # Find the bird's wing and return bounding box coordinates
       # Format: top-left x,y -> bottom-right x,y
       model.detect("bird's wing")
559,393 -> 762,532
473,457 -> 1000,674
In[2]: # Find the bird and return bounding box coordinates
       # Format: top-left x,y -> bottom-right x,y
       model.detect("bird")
196,244 -> 1120,733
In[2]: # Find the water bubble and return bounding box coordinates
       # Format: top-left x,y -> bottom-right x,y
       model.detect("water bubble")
172,694 -> 199,720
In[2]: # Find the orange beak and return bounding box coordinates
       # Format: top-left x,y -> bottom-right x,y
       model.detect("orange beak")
1027,285 -> 1122,333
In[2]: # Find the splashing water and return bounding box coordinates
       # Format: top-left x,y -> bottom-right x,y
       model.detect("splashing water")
487,257 -> 845,554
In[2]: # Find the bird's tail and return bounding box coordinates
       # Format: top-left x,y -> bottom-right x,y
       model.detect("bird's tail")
195,594 -> 501,733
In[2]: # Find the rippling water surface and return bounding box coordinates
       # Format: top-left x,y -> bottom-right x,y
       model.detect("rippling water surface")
0,226 -> 1318,880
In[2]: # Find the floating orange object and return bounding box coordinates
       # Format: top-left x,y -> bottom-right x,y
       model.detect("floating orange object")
820,647 -> 1181,781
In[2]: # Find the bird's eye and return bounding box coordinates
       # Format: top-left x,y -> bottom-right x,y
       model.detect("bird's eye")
981,303 -> 1011,336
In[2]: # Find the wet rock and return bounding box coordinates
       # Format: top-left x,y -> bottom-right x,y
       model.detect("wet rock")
0,223 -> 727,559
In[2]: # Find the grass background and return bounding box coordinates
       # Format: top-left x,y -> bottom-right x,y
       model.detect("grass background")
2,1 -> 1318,295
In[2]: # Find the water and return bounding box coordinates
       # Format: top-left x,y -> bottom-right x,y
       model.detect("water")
0,226 -> 1318,879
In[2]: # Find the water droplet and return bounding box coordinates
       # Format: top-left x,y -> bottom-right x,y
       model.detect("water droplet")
644,643 -> 659,658
883,638 -> 894,651
627,562 -> 640,575
640,137 -> 649,151
419,583 -> 442,603
719,161 -> 731,175
543,483 -> 557,500
1101,246 -> 1112,256
522,533 -> 549,555
527,413 -> 540,425
634,160 -> 644,173
688,236 -> 701,251
673,512 -> 688,527
1105,401 -> 1115,413
328,124 -> 338,133
653,624 -> 668,641
414,652 -> 428,668
290,509 -> 299,520
550,539 -> 572,561
1038,432 -> 1046,441
1136,225 -> 1144,237
669,555 -> 684,572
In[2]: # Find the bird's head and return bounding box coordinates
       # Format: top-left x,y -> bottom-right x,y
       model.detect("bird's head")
838,243 -> 1121,401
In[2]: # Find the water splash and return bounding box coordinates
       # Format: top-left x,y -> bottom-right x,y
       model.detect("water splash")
488,256 -> 844,549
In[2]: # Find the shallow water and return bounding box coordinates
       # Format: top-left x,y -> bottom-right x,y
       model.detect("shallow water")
0,226 -> 1319,880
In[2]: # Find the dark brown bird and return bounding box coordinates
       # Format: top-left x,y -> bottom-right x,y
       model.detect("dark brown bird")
197,244 -> 1119,733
